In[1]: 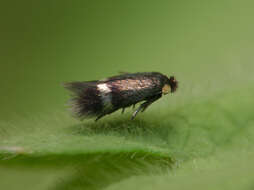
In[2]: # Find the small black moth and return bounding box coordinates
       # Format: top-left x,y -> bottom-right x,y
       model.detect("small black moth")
64,72 -> 178,121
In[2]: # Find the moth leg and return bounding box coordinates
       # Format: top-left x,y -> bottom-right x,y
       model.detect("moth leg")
141,102 -> 153,113
131,94 -> 162,120
131,102 -> 151,120
95,114 -> 105,122
141,94 -> 162,113
131,105 -> 143,120
122,108 -> 125,114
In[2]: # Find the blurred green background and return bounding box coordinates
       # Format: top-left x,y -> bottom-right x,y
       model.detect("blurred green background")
1,0 -> 254,119
1,0 -> 254,189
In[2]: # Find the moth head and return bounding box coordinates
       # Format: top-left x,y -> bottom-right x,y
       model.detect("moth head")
162,76 -> 178,94
168,76 -> 178,93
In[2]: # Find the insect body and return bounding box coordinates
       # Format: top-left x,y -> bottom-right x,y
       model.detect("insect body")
64,72 -> 178,121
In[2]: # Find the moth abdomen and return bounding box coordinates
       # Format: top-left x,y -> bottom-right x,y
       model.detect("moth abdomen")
64,72 -> 178,121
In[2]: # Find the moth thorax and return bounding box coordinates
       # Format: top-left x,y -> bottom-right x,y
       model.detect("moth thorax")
162,84 -> 171,95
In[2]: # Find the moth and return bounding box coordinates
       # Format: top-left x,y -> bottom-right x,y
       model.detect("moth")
64,72 -> 178,121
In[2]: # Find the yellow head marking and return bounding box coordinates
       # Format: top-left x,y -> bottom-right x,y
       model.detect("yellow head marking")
162,84 -> 171,95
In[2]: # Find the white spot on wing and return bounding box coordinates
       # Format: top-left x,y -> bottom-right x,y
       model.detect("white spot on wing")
97,83 -> 111,93
97,83 -> 112,111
